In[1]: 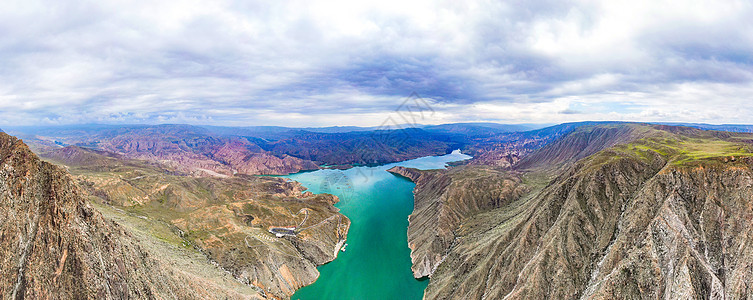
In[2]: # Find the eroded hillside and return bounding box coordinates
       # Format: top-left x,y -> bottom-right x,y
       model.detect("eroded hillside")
40,145 -> 350,299
401,124 -> 753,299
0,132 -> 264,299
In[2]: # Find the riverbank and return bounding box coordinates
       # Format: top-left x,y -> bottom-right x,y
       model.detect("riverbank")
286,150 -> 471,299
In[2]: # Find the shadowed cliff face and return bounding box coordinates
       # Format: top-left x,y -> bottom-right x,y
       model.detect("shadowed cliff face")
0,133 -> 263,299
403,124 -> 753,299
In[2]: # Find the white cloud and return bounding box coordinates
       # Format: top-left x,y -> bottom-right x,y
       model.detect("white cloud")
0,0 -> 751,126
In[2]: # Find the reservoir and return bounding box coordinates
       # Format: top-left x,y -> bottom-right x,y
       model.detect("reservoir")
288,150 -> 471,300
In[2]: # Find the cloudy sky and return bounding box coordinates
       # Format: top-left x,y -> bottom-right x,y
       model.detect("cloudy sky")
1,0 -> 751,127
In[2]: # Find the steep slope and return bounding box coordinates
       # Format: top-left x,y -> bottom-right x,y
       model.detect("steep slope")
405,124 -> 753,299
580,158 -> 753,299
41,145 -> 349,299
459,121 -> 607,168
388,165 -> 529,278
0,132 -> 262,299
428,144 -> 667,299
514,123 -> 647,170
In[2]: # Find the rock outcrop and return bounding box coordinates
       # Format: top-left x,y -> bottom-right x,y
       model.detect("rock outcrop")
0,132 -> 262,299
580,161 -> 753,299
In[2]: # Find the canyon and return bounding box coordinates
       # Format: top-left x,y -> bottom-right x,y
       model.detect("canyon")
1,132 -> 348,299
3,122 -> 753,299
0,132 -> 263,299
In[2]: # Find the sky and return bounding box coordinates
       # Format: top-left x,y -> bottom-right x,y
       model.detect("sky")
1,0 -> 752,127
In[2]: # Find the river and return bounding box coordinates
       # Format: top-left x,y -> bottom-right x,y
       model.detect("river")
287,150 -> 471,300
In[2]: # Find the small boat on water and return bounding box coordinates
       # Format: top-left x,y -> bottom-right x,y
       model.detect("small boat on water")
341,243 -> 348,252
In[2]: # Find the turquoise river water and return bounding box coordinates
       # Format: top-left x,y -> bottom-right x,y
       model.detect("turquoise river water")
287,150 -> 471,300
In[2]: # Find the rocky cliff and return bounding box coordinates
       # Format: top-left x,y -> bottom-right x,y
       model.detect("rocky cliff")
388,165 -> 529,278
404,124 -> 753,299
580,159 -> 753,299
0,132 -> 263,299
41,144 -> 349,299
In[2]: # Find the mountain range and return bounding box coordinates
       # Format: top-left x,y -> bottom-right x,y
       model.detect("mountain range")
390,123 -> 753,299
2,121 -> 753,299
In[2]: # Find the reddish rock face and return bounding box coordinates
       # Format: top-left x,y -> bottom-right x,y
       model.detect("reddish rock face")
210,140 -> 319,175
10,124 -> 462,176
93,131 -> 320,177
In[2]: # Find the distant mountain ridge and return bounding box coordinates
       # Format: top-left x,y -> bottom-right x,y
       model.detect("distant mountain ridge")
7,122 -> 753,178
2,123 -> 553,176
653,122 -> 753,133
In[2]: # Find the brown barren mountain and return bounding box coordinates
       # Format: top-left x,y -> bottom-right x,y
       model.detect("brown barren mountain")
8,122 -> 753,299
388,165 -> 528,278
94,130 -> 319,176
399,124 -> 753,299
1,133 -> 349,299
0,132 -> 263,299
14,125 -> 320,177
41,145 -> 350,299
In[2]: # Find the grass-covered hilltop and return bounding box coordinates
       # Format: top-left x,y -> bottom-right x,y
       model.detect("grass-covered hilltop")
613,125 -> 753,166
